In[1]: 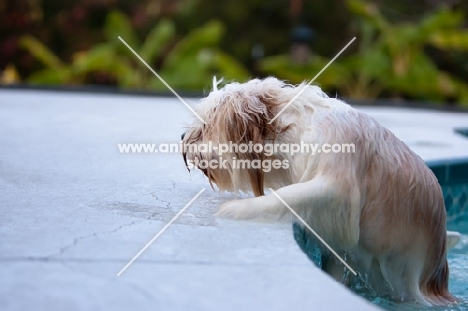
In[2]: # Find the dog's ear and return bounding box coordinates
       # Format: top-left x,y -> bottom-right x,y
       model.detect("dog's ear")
217,93 -> 287,196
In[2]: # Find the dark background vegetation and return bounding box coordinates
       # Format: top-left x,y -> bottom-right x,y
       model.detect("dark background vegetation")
1,0 -> 468,105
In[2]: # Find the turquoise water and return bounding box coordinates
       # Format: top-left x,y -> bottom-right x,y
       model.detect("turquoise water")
444,234 -> 468,311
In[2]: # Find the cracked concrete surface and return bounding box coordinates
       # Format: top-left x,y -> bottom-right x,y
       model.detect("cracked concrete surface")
1,90 -> 467,311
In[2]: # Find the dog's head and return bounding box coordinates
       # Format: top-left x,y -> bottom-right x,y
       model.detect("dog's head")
181,78 -> 292,196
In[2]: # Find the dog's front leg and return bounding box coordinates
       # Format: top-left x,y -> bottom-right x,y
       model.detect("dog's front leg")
217,176 -> 361,251
217,180 -> 321,220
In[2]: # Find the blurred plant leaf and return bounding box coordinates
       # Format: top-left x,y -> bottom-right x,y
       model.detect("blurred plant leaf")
104,10 -> 139,55
27,68 -> 71,84
430,31 -> 468,51
215,51 -> 250,81
75,46 -> 144,87
347,47 -> 390,78
418,8 -> 464,39
163,20 -> 224,69
157,52 -> 213,90
19,35 -> 65,70
260,55 -> 348,86
348,0 -> 387,31
458,83 -> 468,106
140,19 -> 176,62
73,44 -> 117,73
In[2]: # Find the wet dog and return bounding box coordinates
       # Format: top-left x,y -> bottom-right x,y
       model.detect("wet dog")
181,77 -> 456,305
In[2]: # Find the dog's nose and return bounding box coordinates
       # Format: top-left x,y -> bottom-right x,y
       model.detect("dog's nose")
181,132 -> 186,140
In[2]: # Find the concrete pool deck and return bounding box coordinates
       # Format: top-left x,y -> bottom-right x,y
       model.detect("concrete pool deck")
1,89 -> 468,311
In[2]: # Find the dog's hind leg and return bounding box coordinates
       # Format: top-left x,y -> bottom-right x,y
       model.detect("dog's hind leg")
217,175 -> 362,251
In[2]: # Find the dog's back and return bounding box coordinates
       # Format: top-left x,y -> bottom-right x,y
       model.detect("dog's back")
330,109 -> 455,305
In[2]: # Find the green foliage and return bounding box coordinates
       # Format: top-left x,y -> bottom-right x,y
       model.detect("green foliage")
13,3 -> 468,105
154,20 -> 250,90
260,0 -> 468,105
19,35 -> 65,71
19,35 -> 74,84
20,10 -> 250,90
140,19 -> 175,61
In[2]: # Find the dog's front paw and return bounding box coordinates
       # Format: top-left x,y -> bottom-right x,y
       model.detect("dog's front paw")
215,199 -> 254,219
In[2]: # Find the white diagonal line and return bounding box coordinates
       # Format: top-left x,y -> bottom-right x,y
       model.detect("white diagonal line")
269,37 -> 356,124
117,188 -> 206,276
268,188 -> 357,275
118,36 -> 207,124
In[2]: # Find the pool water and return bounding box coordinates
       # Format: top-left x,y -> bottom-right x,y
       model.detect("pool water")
444,234 -> 468,311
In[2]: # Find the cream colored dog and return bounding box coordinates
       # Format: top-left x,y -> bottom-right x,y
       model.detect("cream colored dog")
181,77 -> 456,306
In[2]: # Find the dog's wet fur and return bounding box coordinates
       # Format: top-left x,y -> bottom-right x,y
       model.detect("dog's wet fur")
182,77 -> 457,306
